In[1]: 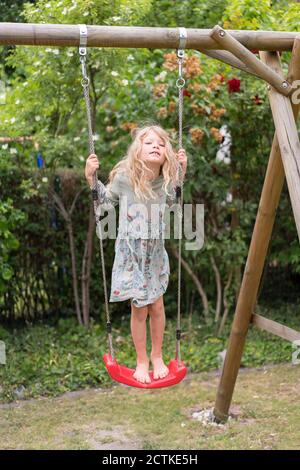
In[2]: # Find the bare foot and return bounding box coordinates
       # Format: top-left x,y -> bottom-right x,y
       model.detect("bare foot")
133,360 -> 151,384
151,355 -> 169,380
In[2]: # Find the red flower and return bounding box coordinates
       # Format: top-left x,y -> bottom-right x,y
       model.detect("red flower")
220,74 -> 225,82
228,78 -> 241,93
250,49 -> 259,54
253,94 -> 263,105
183,89 -> 191,97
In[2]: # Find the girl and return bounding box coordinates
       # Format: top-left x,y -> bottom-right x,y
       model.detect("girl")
85,125 -> 187,384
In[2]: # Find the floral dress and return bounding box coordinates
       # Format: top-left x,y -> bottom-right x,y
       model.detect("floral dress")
110,237 -> 170,307
95,172 -> 176,308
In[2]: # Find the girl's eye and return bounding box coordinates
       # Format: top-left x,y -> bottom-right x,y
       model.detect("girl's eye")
144,141 -> 165,146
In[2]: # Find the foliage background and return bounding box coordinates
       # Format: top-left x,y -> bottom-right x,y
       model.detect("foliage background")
1,0 -> 300,399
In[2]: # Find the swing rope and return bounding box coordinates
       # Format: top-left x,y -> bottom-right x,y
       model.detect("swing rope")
175,27 -> 187,363
79,25 -> 114,360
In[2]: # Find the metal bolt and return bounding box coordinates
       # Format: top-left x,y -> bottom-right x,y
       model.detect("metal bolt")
219,30 -> 225,37
281,81 -> 289,89
267,85 -> 271,90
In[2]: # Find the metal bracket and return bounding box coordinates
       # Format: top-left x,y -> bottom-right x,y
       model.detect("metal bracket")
177,27 -> 187,58
79,24 -> 88,81
79,24 -> 87,56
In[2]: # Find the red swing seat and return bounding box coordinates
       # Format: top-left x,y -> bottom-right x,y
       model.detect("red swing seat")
103,353 -> 187,389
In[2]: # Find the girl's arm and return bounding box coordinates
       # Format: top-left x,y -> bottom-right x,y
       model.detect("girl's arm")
166,148 -> 187,206
96,177 -> 120,208
85,153 -> 120,209
85,153 -> 99,188
166,185 -> 177,207
177,148 -> 187,180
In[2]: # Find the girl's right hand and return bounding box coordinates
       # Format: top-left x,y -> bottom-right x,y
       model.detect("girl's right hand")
85,153 -> 100,184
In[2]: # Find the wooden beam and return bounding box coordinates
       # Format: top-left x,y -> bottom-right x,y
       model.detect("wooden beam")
0,136 -> 39,149
0,136 -> 34,142
210,25 -> 292,96
252,314 -> 300,342
198,49 -> 263,80
213,39 -> 300,424
0,23 -> 298,51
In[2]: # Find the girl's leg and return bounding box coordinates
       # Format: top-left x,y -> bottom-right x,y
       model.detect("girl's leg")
148,295 -> 169,379
131,301 -> 151,384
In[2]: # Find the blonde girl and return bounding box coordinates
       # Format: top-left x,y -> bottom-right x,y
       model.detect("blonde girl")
85,124 -> 187,384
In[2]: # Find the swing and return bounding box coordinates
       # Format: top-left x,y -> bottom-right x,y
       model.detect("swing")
80,25 -> 188,389
103,354 -> 187,389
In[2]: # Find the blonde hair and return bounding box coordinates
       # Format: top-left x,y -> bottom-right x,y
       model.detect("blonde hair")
107,124 -> 179,201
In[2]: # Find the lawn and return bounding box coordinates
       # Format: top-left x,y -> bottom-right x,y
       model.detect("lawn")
1,363 -> 299,450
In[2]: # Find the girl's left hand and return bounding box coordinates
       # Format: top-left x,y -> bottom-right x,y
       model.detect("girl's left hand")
177,148 -> 187,178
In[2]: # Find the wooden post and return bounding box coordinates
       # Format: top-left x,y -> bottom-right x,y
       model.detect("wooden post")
213,39 -> 300,423
0,23 -> 298,51
263,53 -> 300,242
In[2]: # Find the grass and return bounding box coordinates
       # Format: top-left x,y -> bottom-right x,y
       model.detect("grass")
0,363 -> 299,450
0,300 -> 299,449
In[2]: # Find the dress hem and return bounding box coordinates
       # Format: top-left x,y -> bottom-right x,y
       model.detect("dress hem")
109,284 -> 168,307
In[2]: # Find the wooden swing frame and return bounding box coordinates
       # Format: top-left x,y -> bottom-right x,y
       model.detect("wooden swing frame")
1,22 -> 300,419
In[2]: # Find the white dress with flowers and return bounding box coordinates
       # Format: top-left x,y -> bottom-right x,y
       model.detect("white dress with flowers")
95,172 -> 176,308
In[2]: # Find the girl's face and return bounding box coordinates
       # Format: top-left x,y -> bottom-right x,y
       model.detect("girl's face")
141,130 -> 166,166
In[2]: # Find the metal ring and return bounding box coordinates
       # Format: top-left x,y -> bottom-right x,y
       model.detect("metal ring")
176,77 -> 185,88
81,77 -> 90,87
